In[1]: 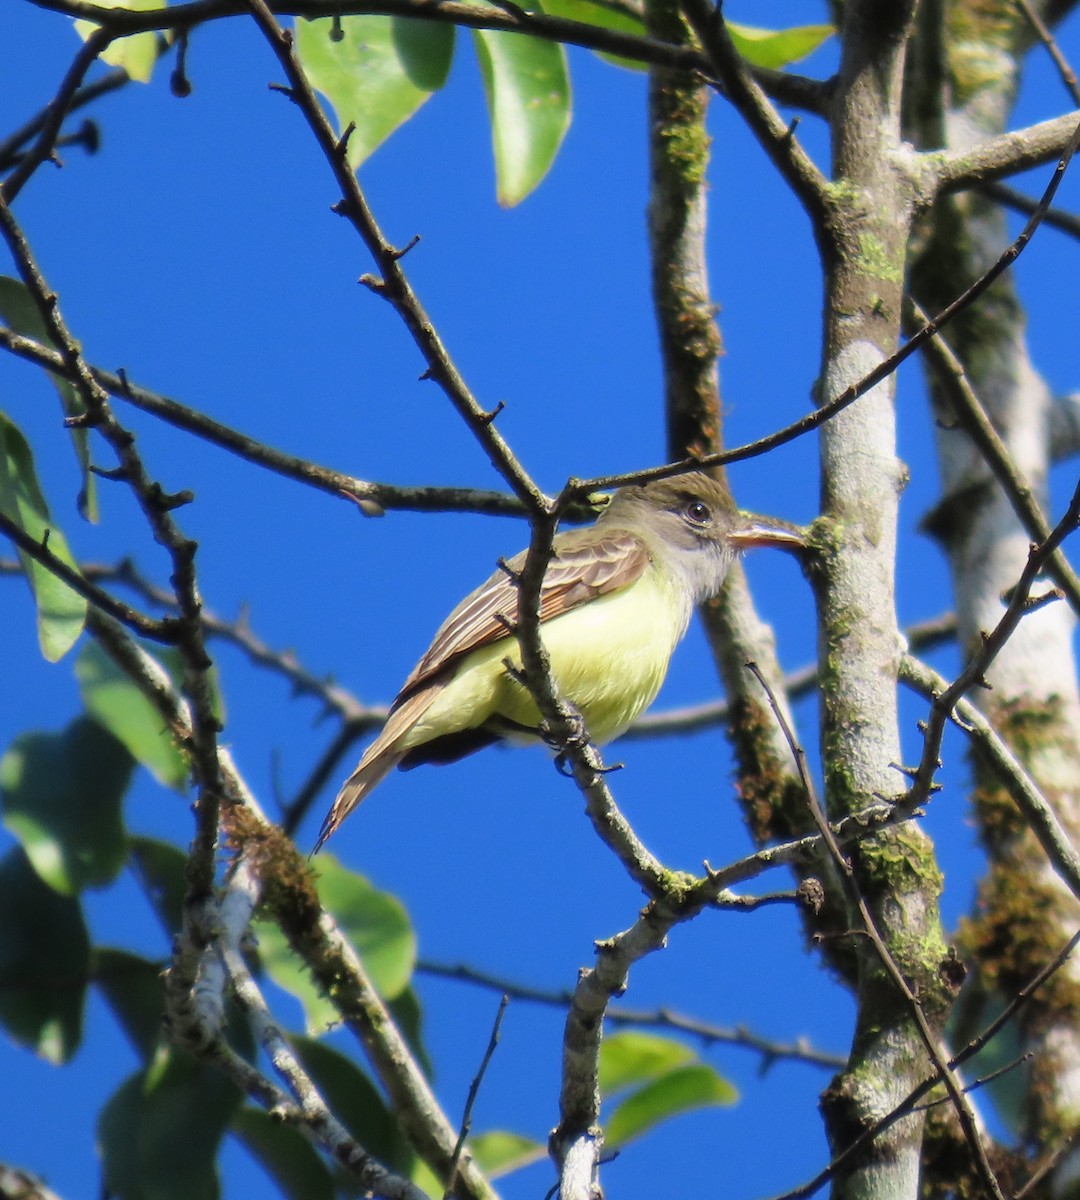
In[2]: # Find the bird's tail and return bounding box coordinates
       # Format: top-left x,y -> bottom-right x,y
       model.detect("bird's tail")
312,688 -> 440,853
313,744 -> 403,854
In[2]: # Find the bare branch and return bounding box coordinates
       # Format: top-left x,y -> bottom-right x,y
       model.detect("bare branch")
929,110 -> 1080,196
746,664 -> 1006,1200
900,654 -> 1080,904
0,326 -> 526,519
243,0 -> 547,514
905,480 -> 1080,810
417,960 -> 846,1068
1,24 -> 112,202
911,298 -> 1080,616
0,190 -> 226,903
27,0 -> 832,110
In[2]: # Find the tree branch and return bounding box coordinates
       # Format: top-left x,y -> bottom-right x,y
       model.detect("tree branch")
0,326 -> 527,519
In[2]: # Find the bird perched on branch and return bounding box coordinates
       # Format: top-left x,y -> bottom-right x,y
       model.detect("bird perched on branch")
315,471 -> 796,851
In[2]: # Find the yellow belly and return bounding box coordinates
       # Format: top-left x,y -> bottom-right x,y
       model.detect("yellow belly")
404,567 -> 690,748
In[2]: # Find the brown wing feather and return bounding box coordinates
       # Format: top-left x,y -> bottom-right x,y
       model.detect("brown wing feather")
313,529 -> 652,852
396,530 -> 651,701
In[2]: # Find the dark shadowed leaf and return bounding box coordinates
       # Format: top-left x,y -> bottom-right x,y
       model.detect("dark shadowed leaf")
296,15 -> 454,166
387,984 -> 433,1078
291,1036 -> 412,1169
0,411 -> 87,660
99,1046 -> 242,1200
76,640 -> 190,789
129,836 -> 188,935
0,717 -> 131,895
473,26 -> 570,205
258,856 -> 416,1033
232,1106 -> 335,1200
93,946 -> 166,1061
316,857 -> 416,999
0,847 -> 89,1063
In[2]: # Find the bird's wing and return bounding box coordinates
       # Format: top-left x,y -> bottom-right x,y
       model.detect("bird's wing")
313,531 -> 652,851
395,530 -> 652,702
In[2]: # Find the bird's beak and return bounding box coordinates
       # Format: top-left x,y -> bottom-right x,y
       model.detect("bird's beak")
729,517 -> 805,554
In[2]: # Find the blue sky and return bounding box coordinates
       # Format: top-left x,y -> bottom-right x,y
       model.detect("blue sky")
3,2 -> 1080,1197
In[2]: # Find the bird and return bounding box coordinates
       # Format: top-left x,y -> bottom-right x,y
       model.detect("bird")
315,471 -> 793,850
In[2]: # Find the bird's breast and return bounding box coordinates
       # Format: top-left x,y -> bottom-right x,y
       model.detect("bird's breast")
497,565 -> 689,742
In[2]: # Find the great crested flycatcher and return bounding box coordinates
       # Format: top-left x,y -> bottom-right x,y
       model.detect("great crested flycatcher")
315,472 -> 792,850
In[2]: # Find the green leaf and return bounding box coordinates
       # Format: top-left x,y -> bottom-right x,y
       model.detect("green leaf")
74,0 -> 166,84
0,411 -> 87,660
258,857 -> 416,1033
296,15 -> 454,167
470,1130 -> 545,1177
1,717 -> 132,895
292,1036 -> 412,1169
472,26 -> 571,205
99,1045 -> 242,1200
94,946 -> 166,1061
129,836 -> 188,935
232,1106 -> 335,1200
727,22 -> 834,69
388,984 -> 433,1078
0,275 -> 97,521
537,0 -> 647,70
0,847 -> 90,1063
76,640 -> 190,789
598,1030 -> 695,1093
604,1063 -> 737,1148
316,856 -> 416,999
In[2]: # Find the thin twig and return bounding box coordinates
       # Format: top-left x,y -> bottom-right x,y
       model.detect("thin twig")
906,481 -> 1080,811
0,516 -> 174,642
678,0 -> 829,227
626,611 -> 956,739
0,189 -> 225,903
418,961 -> 846,1069
443,996 -> 510,1200
27,0 -> 832,110
2,25 -> 113,202
900,654 -> 1080,904
577,110 -> 1080,499
746,662 -> 1007,1200
981,181 -> 1080,240
0,65 -> 128,171
246,0 -> 547,521
0,326 -> 526,519
770,927 -> 1080,1200
1015,0 -> 1080,106
910,297 -> 1080,616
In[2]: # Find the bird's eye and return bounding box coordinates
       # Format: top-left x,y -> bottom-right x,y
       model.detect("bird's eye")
684,499 -> 711,525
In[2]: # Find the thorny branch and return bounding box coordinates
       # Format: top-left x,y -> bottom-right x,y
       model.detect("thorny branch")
0,326 -> 528,519
0,190 -> 225,905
